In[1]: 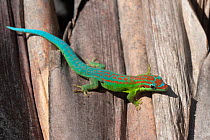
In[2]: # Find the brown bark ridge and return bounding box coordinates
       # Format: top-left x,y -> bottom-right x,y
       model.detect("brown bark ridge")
190,0 -> 210,41
142,0 -> 195,139
194,54 -> 210,139
118,0 -> 156,139
23,0 -> 59,140
188,0 -> 210,139
0,0 -> 43,139
50,0 -> 126,139
182,0 -> 208,96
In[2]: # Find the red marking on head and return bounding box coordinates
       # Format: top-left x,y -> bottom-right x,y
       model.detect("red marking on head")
118,78 -> 122,80
124,78 -> 128,81
120,75 -> 125,77
147,76 -> 154,80
155,78 -> 168,89
113,77 -> 116,79
159,84 -> 168,89
135,81 -> 153,84
155,79 -> 162,85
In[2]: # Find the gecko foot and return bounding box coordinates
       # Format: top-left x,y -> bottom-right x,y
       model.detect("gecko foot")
134,99 -> 143,110
72,84 -> 90,96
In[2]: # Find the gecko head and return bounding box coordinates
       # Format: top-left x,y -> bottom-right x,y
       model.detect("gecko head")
153,75 -> 168,91
138,75 -> 168,92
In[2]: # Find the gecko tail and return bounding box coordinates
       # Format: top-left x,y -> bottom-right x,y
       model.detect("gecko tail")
6,26 -> 88,75
6,26 -> 63,47
6,26 -> 33,33
7,26 -> 22,31
6,26 -> 74,57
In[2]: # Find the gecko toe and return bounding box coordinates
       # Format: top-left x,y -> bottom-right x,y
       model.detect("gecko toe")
134,99 -> 143,110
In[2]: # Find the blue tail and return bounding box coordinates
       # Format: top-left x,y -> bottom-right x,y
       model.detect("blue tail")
6,26 -> 88,75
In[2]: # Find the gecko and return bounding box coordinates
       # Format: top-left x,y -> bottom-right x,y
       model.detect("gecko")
7,26 -> 168,108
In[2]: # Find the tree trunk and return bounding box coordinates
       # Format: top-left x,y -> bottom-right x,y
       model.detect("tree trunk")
0,0 -> 43,139
1,0 -> 209,139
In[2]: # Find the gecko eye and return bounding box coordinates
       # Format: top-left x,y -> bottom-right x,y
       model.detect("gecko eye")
150,85 -> 156,89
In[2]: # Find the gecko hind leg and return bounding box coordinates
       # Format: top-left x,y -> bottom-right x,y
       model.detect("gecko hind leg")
73,77 -> 99,96
86,58 -> 106,69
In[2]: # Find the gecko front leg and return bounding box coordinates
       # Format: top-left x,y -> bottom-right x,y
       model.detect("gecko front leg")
126,89 -> 143,109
